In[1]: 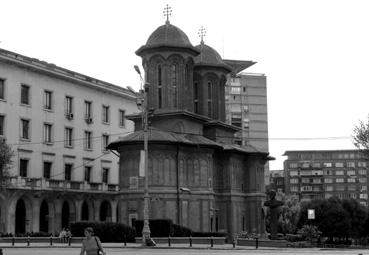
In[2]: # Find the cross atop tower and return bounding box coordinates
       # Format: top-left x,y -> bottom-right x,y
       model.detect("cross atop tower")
163,4 -> 172,24
198,26 -> 206,44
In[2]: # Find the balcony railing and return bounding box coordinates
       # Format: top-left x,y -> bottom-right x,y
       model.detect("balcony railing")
3,176 -> 119,192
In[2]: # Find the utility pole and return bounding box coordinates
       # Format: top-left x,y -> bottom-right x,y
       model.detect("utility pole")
134,65 -> 151,245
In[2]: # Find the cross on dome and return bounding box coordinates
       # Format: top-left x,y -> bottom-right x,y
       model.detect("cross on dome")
198,26 -> 206,44
163,4 -> 172,24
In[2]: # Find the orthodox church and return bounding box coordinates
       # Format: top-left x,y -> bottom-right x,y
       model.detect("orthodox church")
108,12 -> 272,237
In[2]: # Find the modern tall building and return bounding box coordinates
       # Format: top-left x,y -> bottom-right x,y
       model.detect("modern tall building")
284,150 -> 368,206
269,170 -> 285,194
0,47 -> 137,234
225,72 -> 269,185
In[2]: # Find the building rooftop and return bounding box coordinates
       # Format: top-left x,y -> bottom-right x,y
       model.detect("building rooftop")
0,47 -> 136,99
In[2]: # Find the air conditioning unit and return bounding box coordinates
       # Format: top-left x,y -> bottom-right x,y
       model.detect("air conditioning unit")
66,113 -> 74,120
85,117 -> 93,124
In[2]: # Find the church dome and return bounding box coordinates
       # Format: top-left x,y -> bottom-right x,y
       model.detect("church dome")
194,43 -> 232,72
136,23 -> 200,56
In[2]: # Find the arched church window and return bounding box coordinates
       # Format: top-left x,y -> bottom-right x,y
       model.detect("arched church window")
194,81 -> 198,113
207,81 -> 212,117
158,65 -> 162,108
171,64 -> 177,107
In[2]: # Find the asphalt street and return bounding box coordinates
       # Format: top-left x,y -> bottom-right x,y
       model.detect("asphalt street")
1,247 -> 369,255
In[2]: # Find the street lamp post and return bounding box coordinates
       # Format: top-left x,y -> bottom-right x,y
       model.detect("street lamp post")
134,65 -> 151,245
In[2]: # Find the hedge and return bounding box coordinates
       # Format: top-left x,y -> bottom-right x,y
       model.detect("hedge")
70,222 -> 136,242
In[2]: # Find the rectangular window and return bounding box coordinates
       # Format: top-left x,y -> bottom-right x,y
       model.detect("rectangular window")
289,178 -> 298,184
119,110 -> 125,127
43,123 -> 52,143
324,178 -> 333,183
359,169 -> 366,175
358,162 -> 367,168
301,163 -> 310,168
0,115 -> 4,136
336,178 -> 344,183
302,178 -> 310,183
335,170 -> 344,175
20,119 -> 30,140
102,168 -> 109,183
84,101 -> 92,118
65,164 -> 72,181
84,131 -> 92,150
312,163 -> 321,168
65,96 -> 73,115
44,90 -> 52,110
289,170 -> 298,176
43,161 -> 52,179
102,105 -> 110,123
326,186 -> 333,191
348,185 -> 357,191
290,186 -> 298,192
102,134 -> 109,151
359,177 -> 367,183
129,176 -> 139,189
360,193 -> 368,199
336,185 -> 345,191
323,162 -> 332,168
347,178 -> 356,183
84,166 -> 91,182
19,159 -> 28,177
324,170 -> 333,175
65,127 -> 73,147
289,163 -> 298,168
347,162 -> 355,168
21,84 -> 30,105
335,162 -> 344,168
313,178 -> 321,184
347,170 -> 356,176
0,78 -> 4,100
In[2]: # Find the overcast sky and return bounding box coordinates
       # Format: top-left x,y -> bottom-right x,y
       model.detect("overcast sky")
2,0 -> 369,170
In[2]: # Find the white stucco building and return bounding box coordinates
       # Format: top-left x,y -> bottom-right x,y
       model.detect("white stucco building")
0,48 -> 137,234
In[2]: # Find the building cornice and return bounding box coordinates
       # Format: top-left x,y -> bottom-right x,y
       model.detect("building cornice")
0,48 -> 136,100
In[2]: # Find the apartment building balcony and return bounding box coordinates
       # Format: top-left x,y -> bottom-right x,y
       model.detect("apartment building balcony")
3,176 -> 119,192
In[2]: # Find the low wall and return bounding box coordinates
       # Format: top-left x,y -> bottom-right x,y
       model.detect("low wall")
237,238 -> 288,248
135,237 -> 226,245
0,236 -> 84,244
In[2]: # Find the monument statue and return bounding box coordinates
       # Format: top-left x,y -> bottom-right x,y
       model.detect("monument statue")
263,190 -> 284,240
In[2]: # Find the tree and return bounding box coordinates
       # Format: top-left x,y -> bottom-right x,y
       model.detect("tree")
278,195 -> 301,234
353,115 -> 369,158
0,139 -> 14,189
298,197 -> 366,241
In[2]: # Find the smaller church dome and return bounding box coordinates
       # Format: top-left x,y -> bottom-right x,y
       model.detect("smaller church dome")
194,43 -> 232,72
136,23 -> 200,56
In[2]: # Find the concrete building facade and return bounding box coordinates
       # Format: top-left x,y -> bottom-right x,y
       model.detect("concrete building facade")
269,170 -> 285,194
284,150 -> 368,206
0,48 -> 137,234
225,72 -> 269,186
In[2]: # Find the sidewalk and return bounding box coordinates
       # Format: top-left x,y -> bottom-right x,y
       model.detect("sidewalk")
0,242 -> 277,250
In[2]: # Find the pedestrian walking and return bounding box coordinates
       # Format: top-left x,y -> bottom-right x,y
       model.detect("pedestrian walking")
79,227 -> 106,255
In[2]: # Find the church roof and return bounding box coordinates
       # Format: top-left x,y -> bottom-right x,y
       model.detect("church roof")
194,43 -> 232,72
136,23 -> 200,56
223,59 -> 256,74
107,128 -> 221,150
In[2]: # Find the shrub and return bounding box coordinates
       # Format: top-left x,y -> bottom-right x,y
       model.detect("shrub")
191,231 -> 226,237
134,219 -> 173,237
70,222 -> 136,242
171,224 -> 192,237
297,225 -> 321,241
